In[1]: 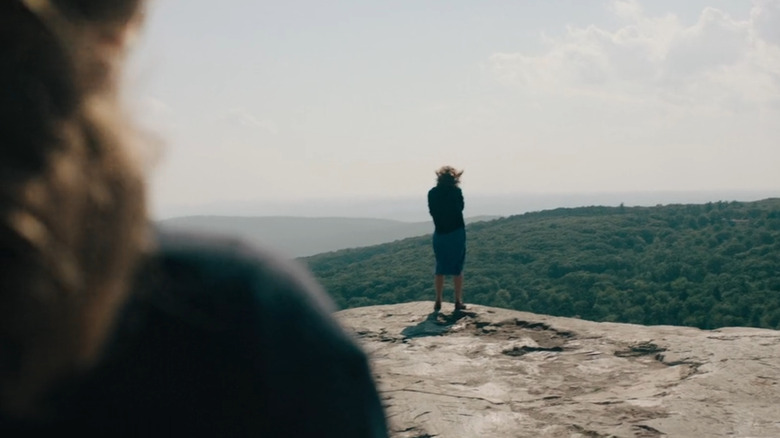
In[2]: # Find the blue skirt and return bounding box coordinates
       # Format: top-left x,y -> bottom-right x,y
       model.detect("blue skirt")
432,228 -> 466,275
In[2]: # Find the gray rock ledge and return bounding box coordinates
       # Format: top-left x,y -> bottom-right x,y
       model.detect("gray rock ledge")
336,301 -> 780,438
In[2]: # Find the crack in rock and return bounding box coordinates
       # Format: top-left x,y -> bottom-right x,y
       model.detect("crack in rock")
653,354 -> 704,379
511,319 -> 576,338
386,387 -> 506,406
398,426 -> 437,438
632,424 -> 665,437
571,424 -> 615,437
502,345 -> 564,356
614,342 -> 666,357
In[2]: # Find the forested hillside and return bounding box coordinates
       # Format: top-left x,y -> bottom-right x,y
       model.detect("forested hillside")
304,199 -> 780,330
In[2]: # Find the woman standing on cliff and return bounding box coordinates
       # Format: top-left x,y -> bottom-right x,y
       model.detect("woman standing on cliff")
427,166 -> 467,312
0,0 -> 387,435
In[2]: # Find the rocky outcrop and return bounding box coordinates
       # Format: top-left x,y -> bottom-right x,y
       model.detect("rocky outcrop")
336,302 -> 780,438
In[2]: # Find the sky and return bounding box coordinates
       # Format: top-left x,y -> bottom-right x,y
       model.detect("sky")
127,0 -> 780,219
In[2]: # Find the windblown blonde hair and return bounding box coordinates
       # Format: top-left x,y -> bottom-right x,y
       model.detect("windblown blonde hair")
0,0 -> 148,417
435,166 -> 464,186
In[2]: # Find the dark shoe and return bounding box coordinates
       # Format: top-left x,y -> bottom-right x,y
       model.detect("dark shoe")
454,301 -> 467,311
434,301 -> 442,312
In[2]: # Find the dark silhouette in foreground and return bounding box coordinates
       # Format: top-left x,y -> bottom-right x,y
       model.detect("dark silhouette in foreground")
0,1 -> 387,435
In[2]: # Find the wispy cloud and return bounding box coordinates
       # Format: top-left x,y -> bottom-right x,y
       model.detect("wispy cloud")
490,0 -> 780,111
752,0 -> 780,45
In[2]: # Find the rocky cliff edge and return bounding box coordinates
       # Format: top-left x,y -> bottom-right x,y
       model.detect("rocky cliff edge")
336,302 -> 780,438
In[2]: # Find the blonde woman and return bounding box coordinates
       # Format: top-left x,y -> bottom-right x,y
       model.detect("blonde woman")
0,0 -> 387,435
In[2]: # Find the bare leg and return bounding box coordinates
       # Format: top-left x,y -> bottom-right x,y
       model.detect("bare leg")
453,274 -> 464,309
434,275 -> 444,310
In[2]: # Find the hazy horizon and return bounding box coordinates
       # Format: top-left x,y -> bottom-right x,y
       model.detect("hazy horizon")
131,1 -> 779,216
154,189 -> 779,222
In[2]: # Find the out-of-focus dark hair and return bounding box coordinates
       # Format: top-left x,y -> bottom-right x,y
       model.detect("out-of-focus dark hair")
435,166 -> 463,186
0,0 -> 147,417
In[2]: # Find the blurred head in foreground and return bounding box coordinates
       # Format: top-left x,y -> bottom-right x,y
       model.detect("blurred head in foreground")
1,4 -> 388,436
0,0 -> 148,416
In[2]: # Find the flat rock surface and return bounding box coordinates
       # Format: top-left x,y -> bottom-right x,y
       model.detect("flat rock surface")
336,302 -> 780,438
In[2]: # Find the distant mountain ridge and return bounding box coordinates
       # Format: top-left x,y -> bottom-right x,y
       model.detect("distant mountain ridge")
158,215 -> 499,257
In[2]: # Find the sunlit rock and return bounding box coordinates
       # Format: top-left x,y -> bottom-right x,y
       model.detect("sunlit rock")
337,302 -> 780,438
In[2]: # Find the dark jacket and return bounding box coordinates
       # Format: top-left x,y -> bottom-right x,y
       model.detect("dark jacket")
0,230 -> 388,437
428,184 -> 465,234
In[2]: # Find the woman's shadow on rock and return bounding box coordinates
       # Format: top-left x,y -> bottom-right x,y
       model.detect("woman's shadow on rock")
401,308 -> 477,339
